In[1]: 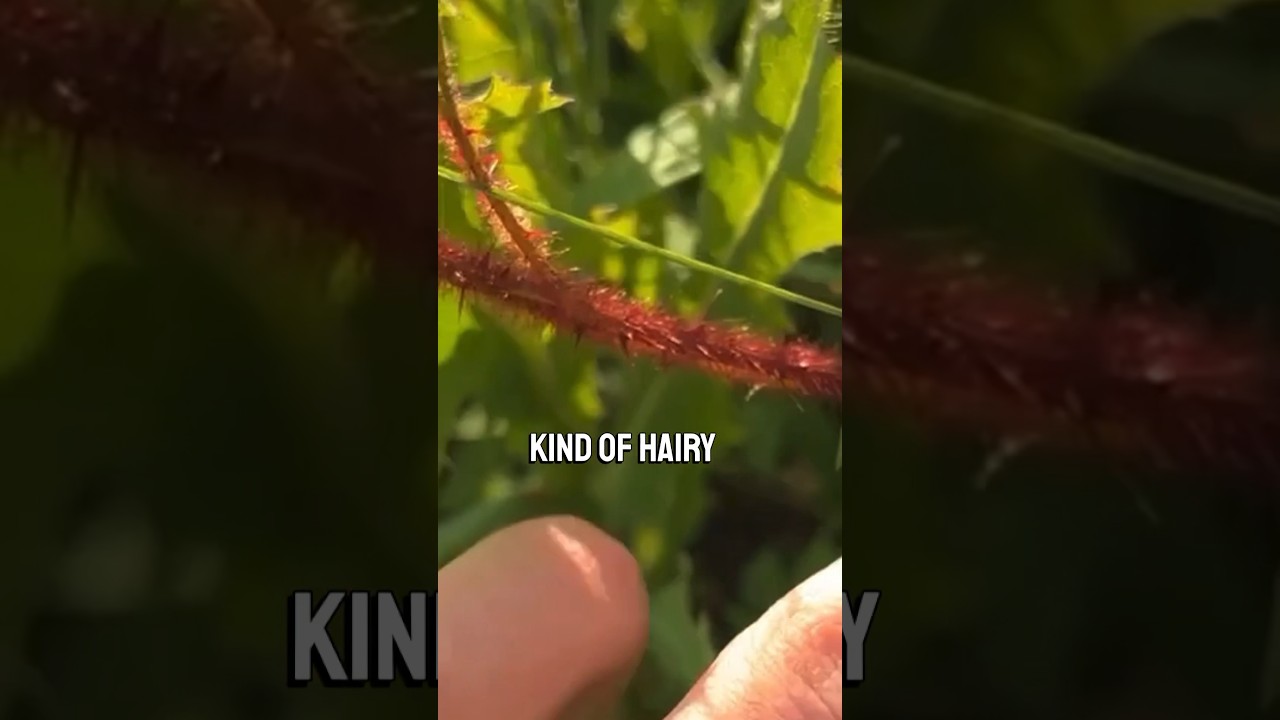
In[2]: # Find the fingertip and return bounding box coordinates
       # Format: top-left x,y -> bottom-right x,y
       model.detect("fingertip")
667,558 -> 844,720
438,515 -> 649,720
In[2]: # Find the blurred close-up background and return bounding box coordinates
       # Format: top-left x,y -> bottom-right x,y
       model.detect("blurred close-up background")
842,1 -> 1280,719
2,0 -> 843,718
10,0 -> 1280,719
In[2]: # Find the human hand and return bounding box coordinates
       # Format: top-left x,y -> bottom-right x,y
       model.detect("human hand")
439,516 -> 843,720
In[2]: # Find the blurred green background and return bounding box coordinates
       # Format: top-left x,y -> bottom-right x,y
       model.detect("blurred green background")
9,0 -> 1280,719
844,1 -> 1280,719
2,0 -> 442,713
3,0 -> 844,718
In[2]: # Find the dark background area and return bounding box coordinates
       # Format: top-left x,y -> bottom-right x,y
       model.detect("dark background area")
1,0 -> 439,717
844,1 -> 1280,718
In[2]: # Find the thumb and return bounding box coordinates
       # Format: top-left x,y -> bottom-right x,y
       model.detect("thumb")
437,516 -> 649,720
666,559 -> 844,720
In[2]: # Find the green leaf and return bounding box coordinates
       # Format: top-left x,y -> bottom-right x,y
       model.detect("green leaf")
647,556 -> 718,689
467,76 -> 575,204
695,0 -> 843,328
437,294 -> 488,477
468,76 -> 574,128
615,0 -> 702,97
443,0 -> 526,84
438,292 -> 478,366
574,98 -> 712,211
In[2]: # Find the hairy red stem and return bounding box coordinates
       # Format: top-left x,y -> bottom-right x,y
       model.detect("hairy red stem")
843,246 -> 1280,476
0,0 -> 435,265
436,22 -> 554,267
440,234 -> 842,398
1,0 -> 841,402
432,14 -> 841,401
20,0 -> 1274,476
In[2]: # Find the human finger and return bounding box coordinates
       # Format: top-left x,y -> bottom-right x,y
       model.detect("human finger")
666,558 -> 844,720
437,515 -> 649,720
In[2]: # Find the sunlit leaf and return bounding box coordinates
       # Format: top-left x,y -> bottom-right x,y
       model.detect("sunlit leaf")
695,0 -> 843,328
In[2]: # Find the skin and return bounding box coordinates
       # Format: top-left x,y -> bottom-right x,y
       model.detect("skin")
439,515 -> 844,720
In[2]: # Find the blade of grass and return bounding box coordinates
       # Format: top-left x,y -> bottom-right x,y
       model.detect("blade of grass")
438,165 -> 843,318
843,54 -> 1280,228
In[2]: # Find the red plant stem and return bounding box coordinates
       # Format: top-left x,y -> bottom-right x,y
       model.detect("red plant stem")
432,22 -> 839,400
436,24 -> 553,267
843,247 -> 1280,476
0,0 -> 840,402
439,233 -> 842,398
18,0 -> 1279,477
0,0 -> 436,266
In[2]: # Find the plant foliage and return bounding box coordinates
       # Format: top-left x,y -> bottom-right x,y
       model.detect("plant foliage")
438,0 -> 843,714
